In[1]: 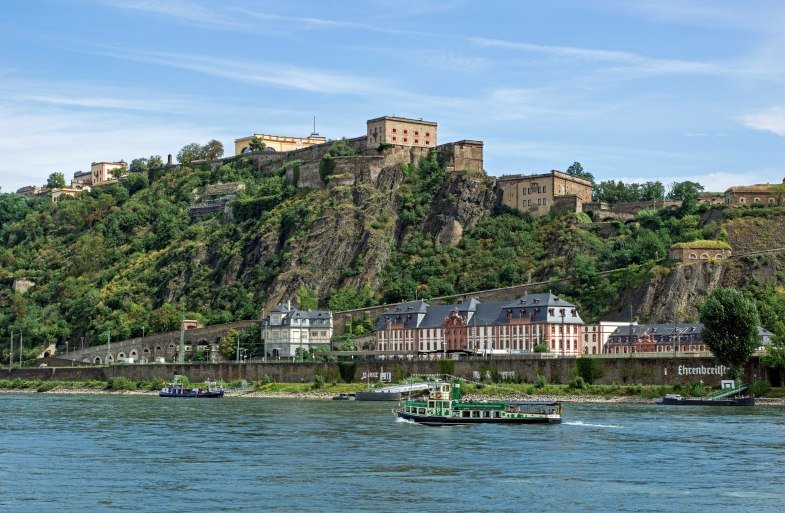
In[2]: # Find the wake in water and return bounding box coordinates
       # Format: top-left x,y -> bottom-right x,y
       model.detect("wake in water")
395,416 -> 417,424
564,420 -> 623,429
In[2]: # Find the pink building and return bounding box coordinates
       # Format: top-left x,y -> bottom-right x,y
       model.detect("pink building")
91,161 -> 126,184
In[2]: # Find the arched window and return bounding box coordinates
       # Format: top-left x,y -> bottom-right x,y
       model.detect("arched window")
700,253 -> 708,260
689,253 -> 697,259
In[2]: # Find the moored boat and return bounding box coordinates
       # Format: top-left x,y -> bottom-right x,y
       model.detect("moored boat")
658,393 -> 754,406
395,380 -> 562,426
159,375 -> 224,398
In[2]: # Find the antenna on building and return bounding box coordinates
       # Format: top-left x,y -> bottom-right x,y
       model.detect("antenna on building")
310,116 -> 319,137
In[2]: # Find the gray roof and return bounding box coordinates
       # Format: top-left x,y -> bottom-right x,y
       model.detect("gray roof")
609,323 -> 773,344
376,293 -> 584,330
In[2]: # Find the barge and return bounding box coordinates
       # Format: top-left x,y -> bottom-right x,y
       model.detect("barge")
395,381 -> 562,426
159,376 -> 224,398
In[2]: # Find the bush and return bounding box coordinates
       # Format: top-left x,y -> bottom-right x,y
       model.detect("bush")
534,374 -> 547,389
337,362 -> 356,383
106,376 -> 137,391
312,374 -> 325,390
575,358 -> 604,384
148,377 -> 165,391
751,380 -> 771,397
36,381 -> 57,393
688,380 -> 705,397
568,376 -> 586,390
437,359 -> 454,376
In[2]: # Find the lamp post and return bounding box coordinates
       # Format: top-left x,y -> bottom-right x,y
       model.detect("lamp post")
65,341 -> 69,355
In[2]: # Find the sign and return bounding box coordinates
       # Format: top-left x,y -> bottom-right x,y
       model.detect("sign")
361,371 -> 392,382
677,365 -> 726,376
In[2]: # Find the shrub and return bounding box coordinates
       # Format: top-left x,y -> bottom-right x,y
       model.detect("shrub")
106,376 -> 137,391
263,373 -> 273,385
437,359 -> 454,376
148,377 -> 165,391
576,358 -> 604,384
337,362 -> 356,383
751,380 -> 771,397
688,381 -> 705,397
312,374 -> 325,390
36,381 -> 57,393
568,376 -> 586,390
534,374 -> 547,389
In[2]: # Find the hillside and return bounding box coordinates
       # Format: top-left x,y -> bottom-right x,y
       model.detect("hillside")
1,143 -> 785,355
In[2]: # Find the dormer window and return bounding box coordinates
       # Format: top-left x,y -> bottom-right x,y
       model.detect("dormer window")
533,299 -> 540,303
571,309 -> 577,316
549,308 -> 555,316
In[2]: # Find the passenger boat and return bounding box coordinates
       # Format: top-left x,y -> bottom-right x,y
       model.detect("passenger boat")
159,376 -> 224,398
395,381 -> 562,426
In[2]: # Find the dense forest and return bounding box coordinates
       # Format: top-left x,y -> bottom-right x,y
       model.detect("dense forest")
2,147 -> 785,360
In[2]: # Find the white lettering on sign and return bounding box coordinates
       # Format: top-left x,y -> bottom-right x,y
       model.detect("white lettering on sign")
677,365 -> 726,376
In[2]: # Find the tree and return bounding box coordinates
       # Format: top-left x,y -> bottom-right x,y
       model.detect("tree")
46,172 -> 66,189
668,181 -> 704,202
149,303 -> 181,333
218,329 -> 240,359
110,162 -> 127,180
698,286 -> 761,381
0,193 -> 31,228
761,322 -> 785,386
296,285 -> 318,311
177,143 -> 205,164
129,158 -> 148,174
565,161 -> 594,183
147,155 -> 164,169
203,139 -> 224,160
248,137 -> 266,152
640,181 -> 665,201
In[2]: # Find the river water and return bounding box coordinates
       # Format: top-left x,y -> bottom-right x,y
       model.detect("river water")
1,394 -> 783,512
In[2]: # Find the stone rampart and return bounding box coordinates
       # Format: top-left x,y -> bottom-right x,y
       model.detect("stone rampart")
0,356 -> 769,387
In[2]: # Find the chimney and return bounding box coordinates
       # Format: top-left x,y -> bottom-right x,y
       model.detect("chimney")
167,154 -> 173,165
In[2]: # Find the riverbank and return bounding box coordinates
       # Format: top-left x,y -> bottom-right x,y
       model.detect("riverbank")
2,383 -> 785,405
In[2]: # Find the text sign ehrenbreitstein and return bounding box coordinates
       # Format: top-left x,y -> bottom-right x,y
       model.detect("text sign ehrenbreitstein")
677,365 -> 726,376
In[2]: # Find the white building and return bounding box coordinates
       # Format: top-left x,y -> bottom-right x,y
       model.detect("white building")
262,301 -> 333,358
583,321 -> 635,354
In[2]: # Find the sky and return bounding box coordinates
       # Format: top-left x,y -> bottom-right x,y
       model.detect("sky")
0,0 -> 784,193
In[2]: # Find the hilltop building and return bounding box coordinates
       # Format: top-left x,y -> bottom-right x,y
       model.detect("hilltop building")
234,133 -> 327,155
91,161 -> 126,184
366,116 -> 437,149
606,323 -> 772,354
51,185 -> 90,202
497,170 -> 593,217
71,170 -> 93,187
15,185 -> 46,196
375,293 -> 584,356
261,302 -> 333,359
724,183 -> 785,206
669,240 -> 732,263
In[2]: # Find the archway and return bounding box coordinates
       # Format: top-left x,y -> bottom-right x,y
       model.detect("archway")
93,356 -> 102,364
43,351 -> 51,358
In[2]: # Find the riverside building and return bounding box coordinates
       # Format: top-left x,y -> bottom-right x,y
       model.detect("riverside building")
605,323 -> 773,354
375,293 -> 584,357
261,302 -> 333,359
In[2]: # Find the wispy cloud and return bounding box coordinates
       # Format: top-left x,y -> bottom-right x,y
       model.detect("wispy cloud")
471,37 -> 724,76
740,106 -> 785,137
99,0 -> 251,31
88,45 -> 391,97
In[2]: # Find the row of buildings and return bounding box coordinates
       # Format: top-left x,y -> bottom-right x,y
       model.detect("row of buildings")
17,160 -> 128,202
370,293 -> 772,357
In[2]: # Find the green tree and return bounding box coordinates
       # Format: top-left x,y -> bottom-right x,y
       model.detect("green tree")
296,285 -> 318,310
248,138 -> 266,152
218,329 -> 240,359
761,323 -> 785,386
565,161 -> 594,183
149,303 -> 180,333
46,172 -> 66,189
203,139 -> 225,160
640,181 -> 665,201
147,155 -> 164,169
0,193 -> 31,228
177,143 -> 205,164
668,181 -> 704,202
129,158 -> 148,174
698,286 -> 761,380
110,162 -> 127,180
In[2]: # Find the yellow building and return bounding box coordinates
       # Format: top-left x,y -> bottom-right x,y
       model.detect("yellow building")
91,161 -> 126,184
234,133 -> 327,155
51,186 -> 90,203
497,170 -> 593,216
366,116 -> 437,149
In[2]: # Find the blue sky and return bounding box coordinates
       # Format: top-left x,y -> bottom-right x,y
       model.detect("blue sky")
1,0 -> 784,193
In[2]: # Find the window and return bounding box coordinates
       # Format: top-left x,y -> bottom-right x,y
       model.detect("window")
404,129 -> 408,134
538,198 -> 542,205
415,139 -> 419,144
392,128 -> 396,132
522,188 -> 527,195
527,187 -> 531,194
537,186 -> 542,193
754,197 -> 761,203
404,138 -> 408,142
528,199 -> 532,206
543,186 -> 547,193
425,140 -> 429,145
426,132 -> 430,137
414,131 -> 419,135
392,136 -> 397,141
543,198 -> 547,205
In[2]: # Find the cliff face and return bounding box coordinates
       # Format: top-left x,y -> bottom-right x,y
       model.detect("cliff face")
618,252 -> 785,323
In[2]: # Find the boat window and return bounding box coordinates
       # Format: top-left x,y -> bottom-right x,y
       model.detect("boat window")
462,411 -> 470,417
483,411 -> 490,418
472,411 -> 480,418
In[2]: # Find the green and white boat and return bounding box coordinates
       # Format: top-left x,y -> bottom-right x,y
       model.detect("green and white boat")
395,381 -> 562,426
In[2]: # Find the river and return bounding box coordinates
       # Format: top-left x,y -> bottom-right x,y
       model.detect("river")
1,394 -> 783,512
